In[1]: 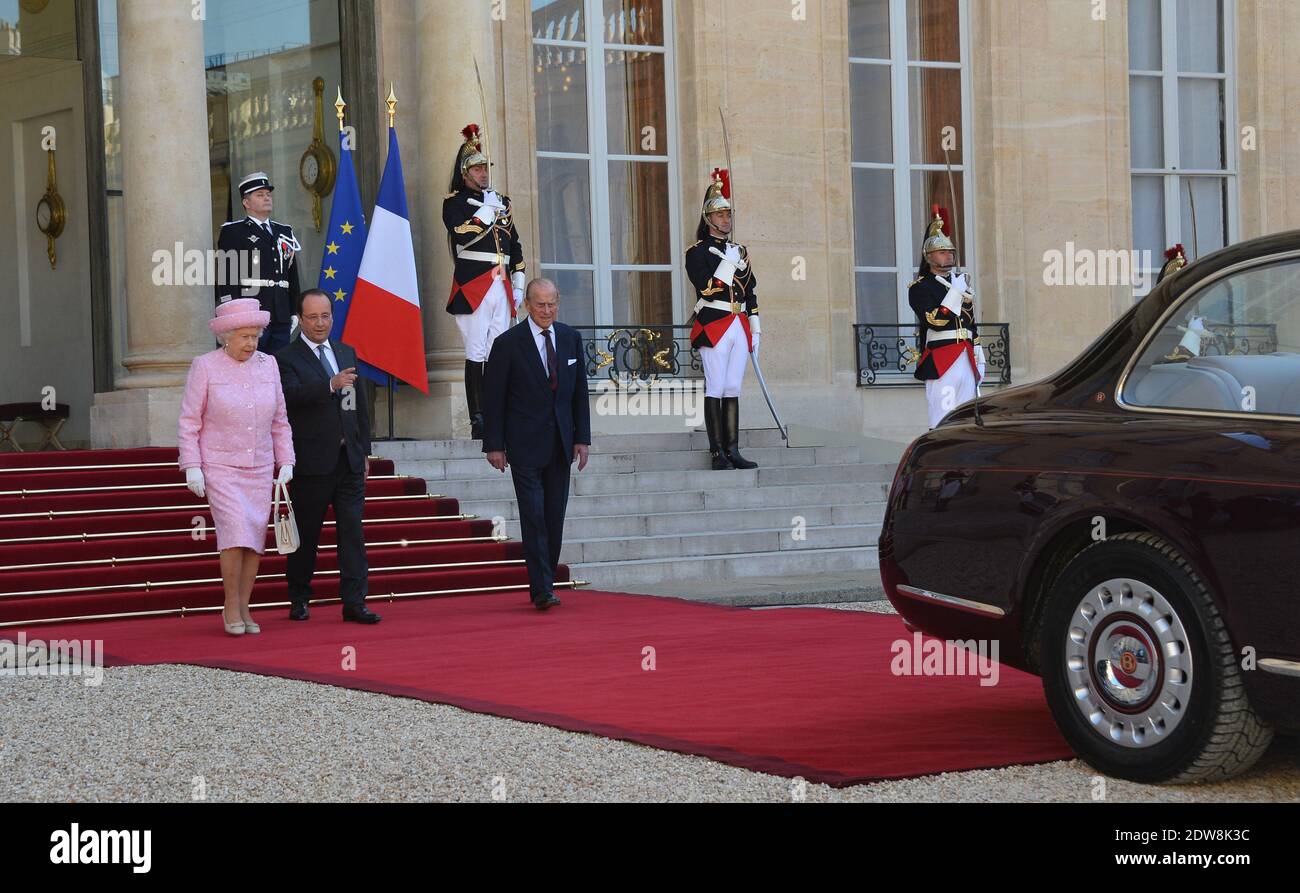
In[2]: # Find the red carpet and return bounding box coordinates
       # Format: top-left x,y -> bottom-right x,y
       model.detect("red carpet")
0,447 -> 566,625
11,591 -> 1074,785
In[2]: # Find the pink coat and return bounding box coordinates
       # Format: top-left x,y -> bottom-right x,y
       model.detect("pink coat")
178,349 -> 295,470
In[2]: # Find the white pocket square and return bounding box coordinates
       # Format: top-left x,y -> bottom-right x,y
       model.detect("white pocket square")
567,358 -> 577,365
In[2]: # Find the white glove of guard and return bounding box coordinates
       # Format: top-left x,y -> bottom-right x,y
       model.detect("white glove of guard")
185,467 -> 205,499
276,465 -> 294,486
724,243 -> 743,266
750,330 -> 761,354
712,258 -> 738,287
513,288 -> 525,310
974,344 -> 986,383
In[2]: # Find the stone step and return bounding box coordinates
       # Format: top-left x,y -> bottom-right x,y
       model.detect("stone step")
488,503 -> 881,539
392,444 -> 868,481
574,545 -> 879,589
559,523 -> 879,564
371,427 -> 791,462
440,472 -> 890,505
458,481 -> 888,522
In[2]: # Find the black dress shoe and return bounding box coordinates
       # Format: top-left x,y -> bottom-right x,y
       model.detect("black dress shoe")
342,605 -> 382,624
532,594 -> 562,611
289,604 -> 310,621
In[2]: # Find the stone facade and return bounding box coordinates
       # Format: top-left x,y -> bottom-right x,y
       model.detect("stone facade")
86,0 -> 1300,447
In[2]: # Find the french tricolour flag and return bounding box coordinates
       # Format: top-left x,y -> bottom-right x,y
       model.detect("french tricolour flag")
343,126 -> 429,393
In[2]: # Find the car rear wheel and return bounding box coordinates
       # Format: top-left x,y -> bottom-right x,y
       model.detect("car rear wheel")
1039,532 -> 1272,783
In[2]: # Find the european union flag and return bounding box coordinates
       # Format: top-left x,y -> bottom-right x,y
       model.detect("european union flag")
320,128 -> 386,385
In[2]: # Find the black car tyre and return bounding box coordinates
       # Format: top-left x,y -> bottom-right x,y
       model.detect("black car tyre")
1039,532 -> 1272,783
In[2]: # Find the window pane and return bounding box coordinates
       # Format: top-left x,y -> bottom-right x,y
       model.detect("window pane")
852,168 -> 895,267
1127,0 -> 1161,70
906,0 -> 959,63
538,156 -> 593,264
1178,77 -> 1224,170
856,272 -> 901,324
910,169 -> 963,261
1129,75 -> 1163,168
0,0 -> 77,60
908,65 -> 962,164
848,0 -> 890,59
1179,176 -> 1228,257
602,0 -> 664,46
1123,259 -> 1300,416
1177,0 -> 1223,73
612,270 -> 673,325
607,160 -> 670,265
604,48 -> 666,156
534,44 -> 589,153
545,267 -> 596,327
1131,175 -> 1165,271
532,0 -> 586,41
850,62 -> 893,163
204,0 -> 342,293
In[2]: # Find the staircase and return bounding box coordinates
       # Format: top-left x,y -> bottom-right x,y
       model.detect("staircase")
0,448 -> 571,626
373,429 -> 891,600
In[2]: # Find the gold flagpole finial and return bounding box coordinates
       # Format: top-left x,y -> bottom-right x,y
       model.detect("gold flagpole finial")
386,83 -> 397,128
335,86 -> 347,132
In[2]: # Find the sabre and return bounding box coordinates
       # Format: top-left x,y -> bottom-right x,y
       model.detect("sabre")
749,348 -> 787,442
720,106 -> 786,441
472,55 -> 491,182
719,106 -> 737,241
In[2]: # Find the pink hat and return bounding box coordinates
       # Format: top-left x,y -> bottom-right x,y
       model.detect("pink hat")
210,298 -> 270,335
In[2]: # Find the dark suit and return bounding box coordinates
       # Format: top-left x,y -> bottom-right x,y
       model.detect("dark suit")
482,319 -> 591,604
275,336 -> 371,612
217,216 -> 301,353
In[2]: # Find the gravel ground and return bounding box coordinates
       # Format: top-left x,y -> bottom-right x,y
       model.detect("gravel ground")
2,600 -> 1296,803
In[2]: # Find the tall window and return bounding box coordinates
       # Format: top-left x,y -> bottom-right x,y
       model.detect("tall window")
1129,0 -> 1235,289
848,0 -> 971,324
532,0 -> 680,326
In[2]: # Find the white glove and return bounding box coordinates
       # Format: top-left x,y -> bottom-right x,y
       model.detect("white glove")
276,465 -> 294,486
750,330 -> 761,354
951,272 -> 968,293
511,271 -> 526,310
185,467 -> 205,499
483,189 -> 503,209
513,288 -> 524,310
724,243 -> 743,266
974,345 -> 986,383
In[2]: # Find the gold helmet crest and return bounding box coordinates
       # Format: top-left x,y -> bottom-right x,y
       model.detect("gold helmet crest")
458,123 -> 488,175
922,206 -> 955,256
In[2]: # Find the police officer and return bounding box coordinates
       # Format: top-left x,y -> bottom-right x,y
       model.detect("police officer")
908,207 -> 984,429
216,171 -> 301,354
686,168 -> 760,470
443,124 -> 526,440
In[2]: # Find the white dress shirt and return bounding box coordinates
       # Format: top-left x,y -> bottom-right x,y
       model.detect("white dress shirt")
302,333 -> 339,387
526,316 -> 556,375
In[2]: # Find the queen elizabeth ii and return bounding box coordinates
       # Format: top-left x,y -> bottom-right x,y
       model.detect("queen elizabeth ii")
178,298 -> 295,635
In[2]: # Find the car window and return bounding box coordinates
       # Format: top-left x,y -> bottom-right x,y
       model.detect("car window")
1123,257 -> 1300,418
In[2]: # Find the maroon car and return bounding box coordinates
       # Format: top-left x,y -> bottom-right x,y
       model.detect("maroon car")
880,230 -> 1300,783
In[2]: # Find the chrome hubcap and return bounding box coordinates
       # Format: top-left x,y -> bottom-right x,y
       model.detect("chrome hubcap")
1064,577 -> 1194,749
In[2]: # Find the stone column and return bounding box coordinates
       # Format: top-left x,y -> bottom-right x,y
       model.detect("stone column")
91,0 -> 212,446
405,0 -> 500,439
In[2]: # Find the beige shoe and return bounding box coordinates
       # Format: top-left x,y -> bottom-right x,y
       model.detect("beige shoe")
243,618 -> 261,634
223,619 -> 246,636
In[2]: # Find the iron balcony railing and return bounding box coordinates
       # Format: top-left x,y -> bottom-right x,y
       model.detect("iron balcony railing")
855,323 -> 1012,387
572,326 -> 703,383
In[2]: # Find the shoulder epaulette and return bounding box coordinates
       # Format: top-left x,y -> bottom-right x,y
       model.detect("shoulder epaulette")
444,190 -> 458,199
221,220 -> 240,227
908,275 -> 924,287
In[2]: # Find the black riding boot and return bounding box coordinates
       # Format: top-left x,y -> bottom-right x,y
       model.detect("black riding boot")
722,397 -> 758,469
705,396 -> 733,470
465,360 -> 485,440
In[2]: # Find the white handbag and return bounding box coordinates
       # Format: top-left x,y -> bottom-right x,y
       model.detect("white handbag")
273,480 -> 300,555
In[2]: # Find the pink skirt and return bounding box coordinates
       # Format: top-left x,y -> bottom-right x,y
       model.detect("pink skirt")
203,462 -> 274,553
